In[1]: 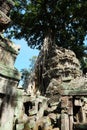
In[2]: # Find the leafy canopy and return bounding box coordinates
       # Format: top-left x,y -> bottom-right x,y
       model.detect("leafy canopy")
7,0 -> 87,60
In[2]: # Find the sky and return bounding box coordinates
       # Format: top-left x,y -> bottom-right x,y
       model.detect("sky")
13,39 -> 39,72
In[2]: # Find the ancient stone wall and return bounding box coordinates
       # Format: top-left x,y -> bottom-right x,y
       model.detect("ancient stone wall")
0,1 -> 21,130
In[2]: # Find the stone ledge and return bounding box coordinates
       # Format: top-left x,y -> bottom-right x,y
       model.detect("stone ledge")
0,39 -> 19,54
0,63 -> 21,80
0,76 -> 17,94
62,89 -> 87,96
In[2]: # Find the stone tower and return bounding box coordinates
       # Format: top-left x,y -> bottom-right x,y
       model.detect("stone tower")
0,1 -> 21,130
35,37 -> 82,96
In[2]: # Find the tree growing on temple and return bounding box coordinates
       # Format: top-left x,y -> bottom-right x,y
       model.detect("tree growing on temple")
7,0 -> 87,62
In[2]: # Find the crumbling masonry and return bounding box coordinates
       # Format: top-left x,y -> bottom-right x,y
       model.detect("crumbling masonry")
34,36 -> 87,130
0,1 -> 21,130
0,1 -> 87,130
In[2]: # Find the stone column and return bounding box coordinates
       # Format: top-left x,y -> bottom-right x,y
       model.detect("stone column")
61,96 -> 69,130
61,113 -> 69,130
61,96 -> 73,130
68,96 -> 73,130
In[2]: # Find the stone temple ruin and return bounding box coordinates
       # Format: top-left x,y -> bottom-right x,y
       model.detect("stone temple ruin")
0,1 -> 87,130
34,36 -> 87,130
0,0 -> 21,130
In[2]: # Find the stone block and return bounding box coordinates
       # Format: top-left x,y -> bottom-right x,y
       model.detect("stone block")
0,40 -> 19,67
61,113 -> 69,130
74,99 -> 82,106
16,123 -> 24,130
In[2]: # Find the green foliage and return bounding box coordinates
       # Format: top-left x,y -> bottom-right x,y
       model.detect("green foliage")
81,57 -> 87,70
21,56 -> 37,88
21,68 -> 30,89
29,56 -> 37,71
7,0 -> 87,61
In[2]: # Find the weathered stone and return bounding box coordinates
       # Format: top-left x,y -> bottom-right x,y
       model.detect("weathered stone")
61,113 -> 69,130
0,0 -> 14,33
0,10 -> 11,24
0,1 -> 21,130
35,41 -> 82,96
26,36 -> 87,130
0,0 -> 14,15
1,2 -> 86,129
16,123 -> 24,130
18,36 -> 87,130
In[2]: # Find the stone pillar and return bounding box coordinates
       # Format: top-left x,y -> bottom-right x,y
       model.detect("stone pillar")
0,103 -> 14,130
68,96 -> 73,130
61,96 -> 69,130
82,109 -> 86,122
61,113 -> 69,130
61,96 -> 73,130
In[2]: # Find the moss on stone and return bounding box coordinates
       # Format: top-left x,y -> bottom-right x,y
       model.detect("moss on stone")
0,63 -> 21,80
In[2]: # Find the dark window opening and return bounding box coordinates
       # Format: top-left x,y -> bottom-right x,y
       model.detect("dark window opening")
83,67 -> 87,75
23,101 -> 32,116
38,125 -> 42,130
73,105 -> 82,123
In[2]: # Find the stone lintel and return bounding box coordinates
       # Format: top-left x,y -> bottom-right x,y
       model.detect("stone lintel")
62,89 -> 87,96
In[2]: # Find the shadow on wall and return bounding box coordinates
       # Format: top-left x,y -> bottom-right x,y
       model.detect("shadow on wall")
0,79 -> 17,119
